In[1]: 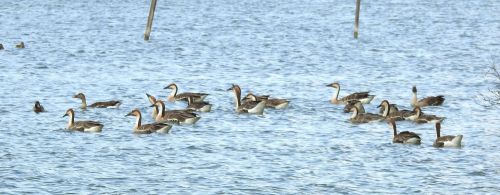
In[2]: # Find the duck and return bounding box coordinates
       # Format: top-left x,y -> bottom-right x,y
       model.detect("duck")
152,100 -> 201,125
63,108 -> 103,132
411,85 -> 445,107
387,119 -> 421,144
349,107 -> 384,123
326,82 -> 375,104
16,41 -> 25,48
72,92 -> 121,109
146,93 -> 159,118
242,93 -> 290,109
433,122 -> 463,147
33,101 -> 46,113
343,100 -> 365,113
126,109 -> 172,134
186,96 -> 212,112
164,83 -> 208,103
227,84 -> 266,114
407,107 -> 445,123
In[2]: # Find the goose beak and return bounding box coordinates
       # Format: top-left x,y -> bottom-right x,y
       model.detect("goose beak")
226,87 -> 233,91
125,112 -> 134,116
149,104 -> 155,107
325,84 -> 332,87
62,113 -> 68,117
377,104 -> 382,108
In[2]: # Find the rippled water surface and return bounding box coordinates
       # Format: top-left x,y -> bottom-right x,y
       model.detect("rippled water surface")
1,0 -> 499,193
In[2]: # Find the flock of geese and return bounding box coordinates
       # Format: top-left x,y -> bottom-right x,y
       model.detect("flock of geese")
33,82 -> 462,148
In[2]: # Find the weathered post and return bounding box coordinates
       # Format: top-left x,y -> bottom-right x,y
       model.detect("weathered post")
354,0 -> 361,39
144,0 -> 158,41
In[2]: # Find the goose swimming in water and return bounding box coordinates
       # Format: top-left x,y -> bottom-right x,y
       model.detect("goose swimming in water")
433,122 -> 463,147
186,96 -> 212,112
164,83 -> 209,103
378,100 -> 417,121
16,41 -> 25,48
126,109 -> 172,134
228,84 -> 266,114
146,93 -> 159,118
73,93 -> 121,109
407,107 -> 445,123
326,82 -> 375,104
242,93 -> 290,109
33,101 -> 46,113
411,86 -> 445,107
388,119 -> 421,144
63,108 -> 103,132
349,107 -> 385,123
152,100 -> 201,125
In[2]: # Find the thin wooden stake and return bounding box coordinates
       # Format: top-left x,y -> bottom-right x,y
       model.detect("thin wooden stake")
144,0 -> 158,41
354,0 -> 361,39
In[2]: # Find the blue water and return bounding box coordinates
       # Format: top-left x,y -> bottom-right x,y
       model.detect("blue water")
1,0 -> 499,193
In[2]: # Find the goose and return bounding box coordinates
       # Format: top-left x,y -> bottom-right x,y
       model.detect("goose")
0,43 -> 4,50
16,41 -> 25,48
146,93 -> 159,118
434,122 -> 463,147
126,109 -> 172,134
227,84 -> 266,114
243,93 -> 290,109
408,107 -> 445,123
153,100 -> 201,125
164,83 -> 208,103
349,107 -> 384,123
378,102 -> 398,115
326,82 -> 375,104
63,108 -> 103,132
377,100 -> 415,121
411,86 -> 445,107
72,93 -> 121,109
33,101 -> 46,113
388,119 -> 421,144
343,100 -> 365,113
186,96 -> 212,112
433,122 -> 463,147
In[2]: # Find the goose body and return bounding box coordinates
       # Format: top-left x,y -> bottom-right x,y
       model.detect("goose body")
73,93 -> 121,109
388,119 -> 421,144
378,100 -> 408,121
33,101 -> 46,113
153,100 -> 201,125
433,123 -> 463,147
126,109 -> 172,134
228,85 -> 266,114
349,107 -> 384,123
63,108 -> 103,132
408,107 -> 445,123
327,82 -> 375,104
243,93 -> 289,109
411,86 -> 445,107
186,97 -> 212,112
164,83 -> 208,103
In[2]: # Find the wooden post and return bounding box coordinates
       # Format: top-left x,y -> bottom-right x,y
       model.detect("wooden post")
354,0 -> 361,39
144,0 -> 158,41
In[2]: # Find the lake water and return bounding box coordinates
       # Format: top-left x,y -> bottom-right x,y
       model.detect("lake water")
1,0 -> 499,194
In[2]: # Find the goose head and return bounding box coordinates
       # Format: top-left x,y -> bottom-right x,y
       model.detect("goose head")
146,93 -> 157,105
164,83 -> 178,90
126,109 -> 141,117
63,108 -> 74,117
34,101 -> 42,108
326,82 -> 340,88
412,85 -> 417,93
72,92 -> 86,100
413,106 -> 423,117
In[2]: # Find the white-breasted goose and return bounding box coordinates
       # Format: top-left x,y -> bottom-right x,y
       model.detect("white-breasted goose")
388,119 -> 421,144
349,107 -> 384,123
72,93 -> 121,109
227,84 -> 266,114
411,86 -> 445,107
63,108 -> 103,132
126,109 -> 172,134
153,100 -> 201,125
243,93 -> 290,109
433,122 -> 463,147
164,83 -> 208,103
327,82 -> 375,104
33,101 -> 46,113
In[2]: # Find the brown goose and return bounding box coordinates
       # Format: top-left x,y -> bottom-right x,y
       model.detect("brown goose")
72,93 -> 121,109
432,122 -> 463,147
164,83 -> 208,103
343,100 -> 365,113
126,109 -> 172,134
228,84 -> 266,114
16,41 -> 25,48
349,107 -> 384,123
153,100 -> 201,125
243,93 -> 290,109
377,100 -> 412,121
186,96 -> 212,112
388,119 -> 421,144
33,101 -> 46,113
146,93 -> 159,118
408,107 -> 445,123
63,108 -> 103,132
326,82 -> 375,104
411,86 -> 445,107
